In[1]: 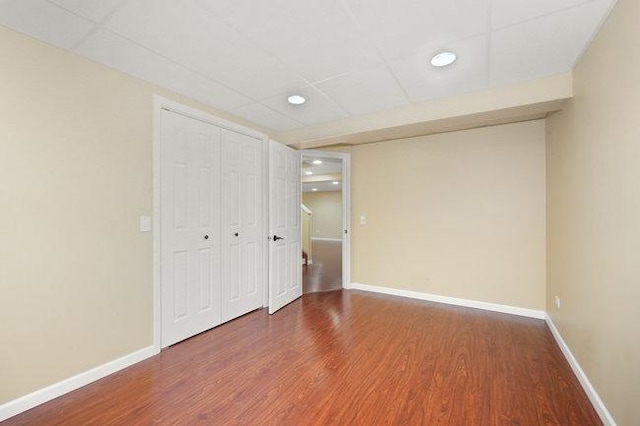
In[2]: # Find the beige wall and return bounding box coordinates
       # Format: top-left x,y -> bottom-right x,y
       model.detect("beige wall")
301,207 -> 312,261
0,27 -> 252,404
350,121 -> 546,310
302,192 -> 343,240
546,0 -> 639,423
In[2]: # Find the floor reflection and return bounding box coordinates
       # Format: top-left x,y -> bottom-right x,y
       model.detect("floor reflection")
303,240 -> 342,293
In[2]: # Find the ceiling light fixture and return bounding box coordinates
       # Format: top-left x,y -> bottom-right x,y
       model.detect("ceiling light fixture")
287,94 -> 306,105
312,160 -> 322,165
312,188 -> 318,192
430,51 -> 457,67
305,171 -> 313,175
332,181 -> 339,185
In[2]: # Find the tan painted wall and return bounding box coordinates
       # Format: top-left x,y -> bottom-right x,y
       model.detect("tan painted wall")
350,121 -> 546,310
546,0 -> 639,423
0,27 -> 255,404
302,192 -> 343,240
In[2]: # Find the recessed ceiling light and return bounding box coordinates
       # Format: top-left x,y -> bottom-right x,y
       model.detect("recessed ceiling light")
312,188 -> 318,192
430,51 -> 457,67
332,181 -> 339,185
312,160 -> 322,165
305,171 -> 313,175
287,94 -> 306,105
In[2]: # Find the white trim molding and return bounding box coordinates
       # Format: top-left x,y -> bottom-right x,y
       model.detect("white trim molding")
0,346 -> 157,422
311,237 -> 343,242
300,149 -> 351,290
350,283 -> 546,319
545,315 -> 617,426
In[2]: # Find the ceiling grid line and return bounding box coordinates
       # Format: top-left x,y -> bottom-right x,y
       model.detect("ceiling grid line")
65,0 -> 131,51
0,0 -> 618,141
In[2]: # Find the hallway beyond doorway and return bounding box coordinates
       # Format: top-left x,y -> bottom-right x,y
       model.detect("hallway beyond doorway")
303,240 -> 342,293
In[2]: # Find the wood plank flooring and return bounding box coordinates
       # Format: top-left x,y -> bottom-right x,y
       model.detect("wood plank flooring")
303,239 -> 342,294
3,290 -> 601,425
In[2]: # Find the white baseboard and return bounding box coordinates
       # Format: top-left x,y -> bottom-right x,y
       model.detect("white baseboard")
311,237 -> 342,242
0,345 -> 157,422
349,283 -> 546,319
545,315 -> 616,426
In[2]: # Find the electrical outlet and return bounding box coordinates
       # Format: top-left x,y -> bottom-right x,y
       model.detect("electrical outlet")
554,296 -> 561,309
139,216 -> 152,232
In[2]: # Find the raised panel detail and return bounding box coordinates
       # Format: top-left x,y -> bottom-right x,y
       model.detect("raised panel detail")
227,171 -> 241,227
199,248 -> 212,312
246,241 -> 258,296
276,244 -> 285,296
173,250 -> 188,321
229,243 -> 241,302
199,166 -> 211,228
245,174 -> 258,227
173,163 -> 188,229
289,242 -> 300,290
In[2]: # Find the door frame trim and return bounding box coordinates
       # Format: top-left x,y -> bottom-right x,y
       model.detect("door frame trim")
152,96 -> 268,351
300,150 -> 351,289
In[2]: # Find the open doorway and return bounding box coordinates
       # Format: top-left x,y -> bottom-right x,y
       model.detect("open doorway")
300,151 -> 350,293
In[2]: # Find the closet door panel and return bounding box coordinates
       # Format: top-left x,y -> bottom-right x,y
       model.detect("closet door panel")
221,129 -> 265,322
160,109 -> 221,347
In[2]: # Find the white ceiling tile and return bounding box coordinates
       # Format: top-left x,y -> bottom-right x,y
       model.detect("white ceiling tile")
0,0 -> 93,49
231,103 -> 304,132
0,0 -> 617,130
492,0 -> 592,29
105,0 -> 308,99
105,0 -> 237,60
48,0 -> 125,22
490,0 -> 615,86
315,65 -> 410,115
262,86 -> 350,126
198,0 -> 382,82
265,26 -> 383,83
345,0 -> 489,60
76,29 -> 251,110
198,0 -> 353,49
388,35 -> 489,103
180,40 -> 308,101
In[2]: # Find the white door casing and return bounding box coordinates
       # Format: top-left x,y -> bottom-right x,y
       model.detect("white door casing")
220,129 -> 265,322
268,140 -> 302,314
160,109 -> 221,347
299,150 -> 351,288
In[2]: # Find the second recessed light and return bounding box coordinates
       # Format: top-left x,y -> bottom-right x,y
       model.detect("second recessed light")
430,51 -> 457,67
287,94 -> 306,105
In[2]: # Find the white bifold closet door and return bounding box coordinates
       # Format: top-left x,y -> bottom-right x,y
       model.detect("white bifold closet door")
220,129 -> 265,323
160,109 -> 222,347
268,140 -> 302,314
160,106 -> 298,347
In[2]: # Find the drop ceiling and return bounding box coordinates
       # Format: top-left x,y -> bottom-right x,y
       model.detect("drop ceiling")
302,156 -> 343,193
0,0 -> 617,145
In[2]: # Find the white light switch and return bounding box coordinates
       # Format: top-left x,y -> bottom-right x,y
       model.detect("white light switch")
360,215 -> 367,225
139,216 -> 152,232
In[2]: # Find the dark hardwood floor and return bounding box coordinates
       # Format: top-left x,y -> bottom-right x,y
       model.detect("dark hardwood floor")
3,290 -> 601,425
303,239 -> 342,294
